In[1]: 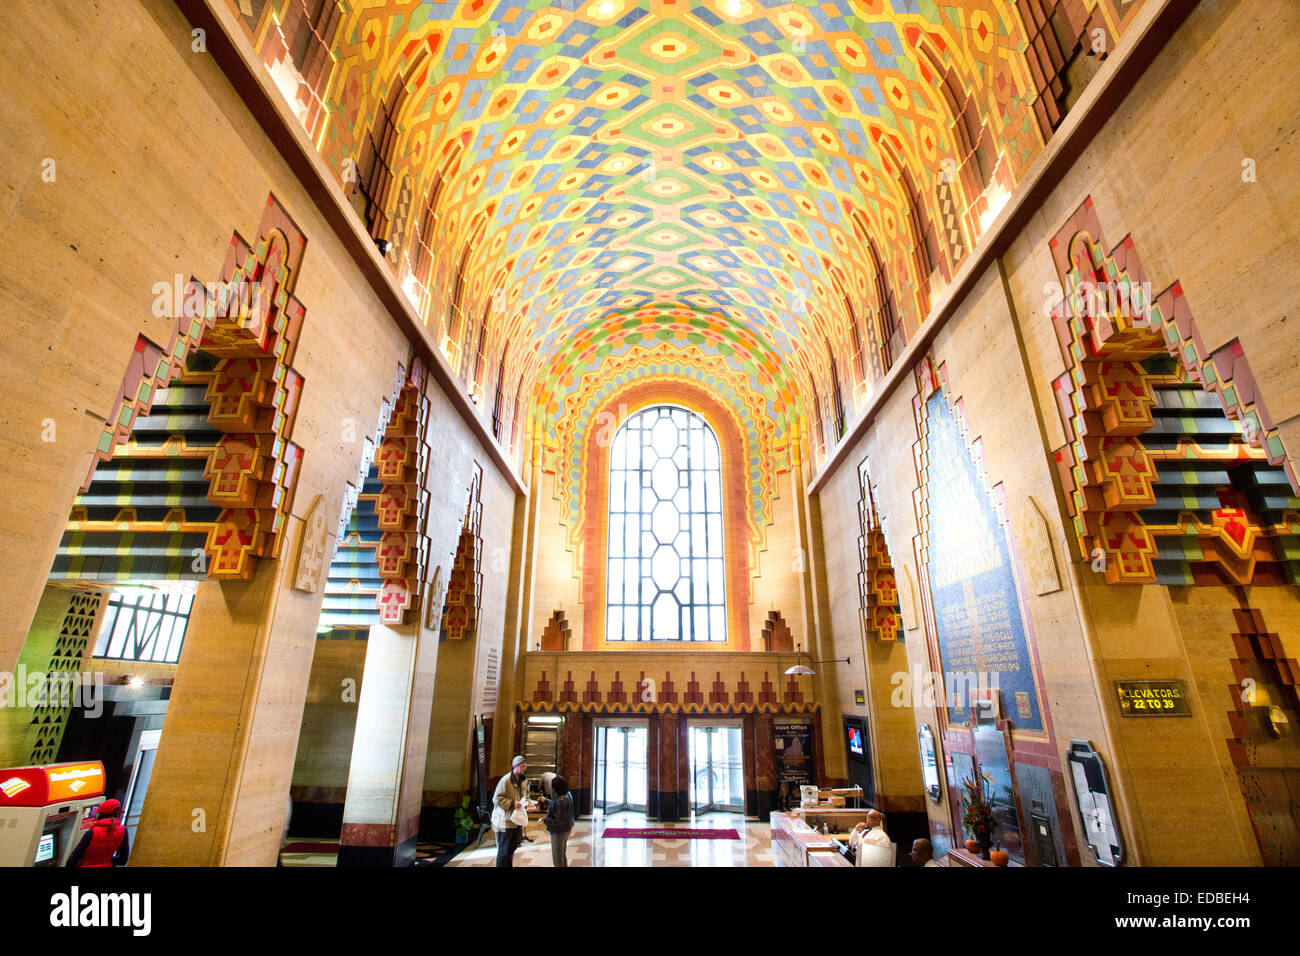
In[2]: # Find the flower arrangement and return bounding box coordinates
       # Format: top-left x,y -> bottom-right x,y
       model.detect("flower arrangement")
960,772 -> 998,841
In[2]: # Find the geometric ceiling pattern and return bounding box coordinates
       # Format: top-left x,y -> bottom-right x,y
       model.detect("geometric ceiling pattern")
232,0 -> 1148,483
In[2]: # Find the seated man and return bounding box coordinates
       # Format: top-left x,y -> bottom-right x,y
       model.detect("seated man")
848,809 -> 890,850
911,838 -> 941,867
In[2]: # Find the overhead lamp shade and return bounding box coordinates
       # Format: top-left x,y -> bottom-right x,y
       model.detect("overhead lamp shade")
784,663 -> 815,676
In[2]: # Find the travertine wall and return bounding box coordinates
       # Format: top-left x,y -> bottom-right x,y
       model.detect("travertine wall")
529,470 -> 586,647
817,0 -> 1300,866
0,0 -> 518,862
290,637 -> 367,800
421,461 -> 514,798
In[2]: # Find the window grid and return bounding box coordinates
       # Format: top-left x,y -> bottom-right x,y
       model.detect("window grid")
92,586 -> 195,664
606,406 -> 727,642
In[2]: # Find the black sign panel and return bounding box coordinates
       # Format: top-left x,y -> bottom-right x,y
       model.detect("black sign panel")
1114,680 -> 1191,717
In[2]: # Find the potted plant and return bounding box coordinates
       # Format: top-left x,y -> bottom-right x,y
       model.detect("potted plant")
453,795 -> 474,845
959,773 -> 998,860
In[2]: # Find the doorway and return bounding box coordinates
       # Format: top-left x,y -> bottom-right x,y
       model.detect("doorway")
688,722 -> 744,813
593,723 -> 648,814
122,727 -> 161,846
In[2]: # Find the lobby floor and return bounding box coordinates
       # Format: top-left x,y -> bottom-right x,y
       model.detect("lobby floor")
278,811 -> 774,867
445,810 -> 774,867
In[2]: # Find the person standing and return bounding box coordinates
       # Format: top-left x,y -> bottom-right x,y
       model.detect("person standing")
66,799 -> 130,868
492,755 -> 529,867
543,775 -> 574,868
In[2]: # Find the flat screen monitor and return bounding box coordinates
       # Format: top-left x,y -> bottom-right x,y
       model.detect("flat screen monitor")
35,831 -> 56,865
846,725 -> 864,757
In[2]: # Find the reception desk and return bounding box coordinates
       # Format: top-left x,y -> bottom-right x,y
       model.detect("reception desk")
769,810 -> 854,867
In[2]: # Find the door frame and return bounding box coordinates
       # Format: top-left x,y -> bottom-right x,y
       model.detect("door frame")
592,718 -> 650,815
687,718 -> 744,814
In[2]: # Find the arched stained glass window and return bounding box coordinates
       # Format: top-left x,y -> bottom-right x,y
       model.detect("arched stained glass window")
606,406 -> 727,642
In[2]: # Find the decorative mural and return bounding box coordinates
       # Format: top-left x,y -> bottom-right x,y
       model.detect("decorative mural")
1047,198 -> 1300,586
912,359 -> 1045,733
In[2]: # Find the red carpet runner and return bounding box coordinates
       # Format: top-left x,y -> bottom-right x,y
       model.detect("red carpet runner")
601,827 -> 740,840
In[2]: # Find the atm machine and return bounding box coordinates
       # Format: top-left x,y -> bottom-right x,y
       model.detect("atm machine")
0,761 -> 108,867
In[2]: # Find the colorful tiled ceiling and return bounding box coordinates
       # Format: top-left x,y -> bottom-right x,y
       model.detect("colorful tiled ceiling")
234,0 -> 1148,467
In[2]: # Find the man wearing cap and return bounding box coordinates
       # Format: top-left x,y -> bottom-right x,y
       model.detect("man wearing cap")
66,799 -> 129,868
492,755 -> 530,867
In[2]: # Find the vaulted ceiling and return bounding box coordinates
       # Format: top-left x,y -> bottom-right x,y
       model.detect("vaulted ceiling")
232,0 -> 1145,475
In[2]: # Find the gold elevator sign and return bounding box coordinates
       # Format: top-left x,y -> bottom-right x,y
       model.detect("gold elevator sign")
1115,680 -> 1191,717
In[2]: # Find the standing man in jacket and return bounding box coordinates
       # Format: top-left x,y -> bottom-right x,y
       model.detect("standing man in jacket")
543,775 -> 574,867
493,755 -> 529,867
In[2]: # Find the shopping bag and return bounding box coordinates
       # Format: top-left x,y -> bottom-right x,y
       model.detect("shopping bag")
510,806 -> 528,827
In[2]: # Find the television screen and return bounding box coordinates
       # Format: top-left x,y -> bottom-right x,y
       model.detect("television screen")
846,725 -> 864,756
35,832 -> 56,864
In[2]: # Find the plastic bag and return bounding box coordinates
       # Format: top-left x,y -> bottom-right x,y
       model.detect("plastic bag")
510,805 -> 528,827
490,806 -> 506,830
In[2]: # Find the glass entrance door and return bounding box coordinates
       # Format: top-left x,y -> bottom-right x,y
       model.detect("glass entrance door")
593,724 -> 648,813
689,724 -> 744,813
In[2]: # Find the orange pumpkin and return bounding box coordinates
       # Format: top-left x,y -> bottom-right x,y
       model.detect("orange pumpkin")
990,850 -> 1009,867
964,839 -> 980,852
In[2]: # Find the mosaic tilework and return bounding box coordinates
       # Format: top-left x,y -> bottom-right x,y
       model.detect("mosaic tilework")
61,195 -> 310,583
1047,199 -> 1300,586
229,0 -> 1154,475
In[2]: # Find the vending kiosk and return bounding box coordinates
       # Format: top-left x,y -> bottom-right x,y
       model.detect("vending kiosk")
0,761 -> 108,866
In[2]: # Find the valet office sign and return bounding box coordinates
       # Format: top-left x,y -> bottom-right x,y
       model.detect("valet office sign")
1114,680 -> 1191,717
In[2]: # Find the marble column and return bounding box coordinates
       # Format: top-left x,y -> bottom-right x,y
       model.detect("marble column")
336,616 -> 439,866
131,517 -> 325,866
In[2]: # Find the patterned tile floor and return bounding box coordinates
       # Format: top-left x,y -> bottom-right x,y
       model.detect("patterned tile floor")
445,811 -> 775,867
279,811 -> 772,867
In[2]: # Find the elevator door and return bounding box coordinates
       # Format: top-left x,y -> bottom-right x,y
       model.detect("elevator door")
689,725 -> 744,813
593,725 -> 648,814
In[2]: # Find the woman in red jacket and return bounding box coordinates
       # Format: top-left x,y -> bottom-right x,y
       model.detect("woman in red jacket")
66,798 -> 130,867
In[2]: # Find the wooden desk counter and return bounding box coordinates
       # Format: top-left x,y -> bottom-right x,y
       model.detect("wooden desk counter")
770,811 -> 836,867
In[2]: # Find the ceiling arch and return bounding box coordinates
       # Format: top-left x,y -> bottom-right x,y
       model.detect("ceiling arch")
231,0 -> 1149,468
